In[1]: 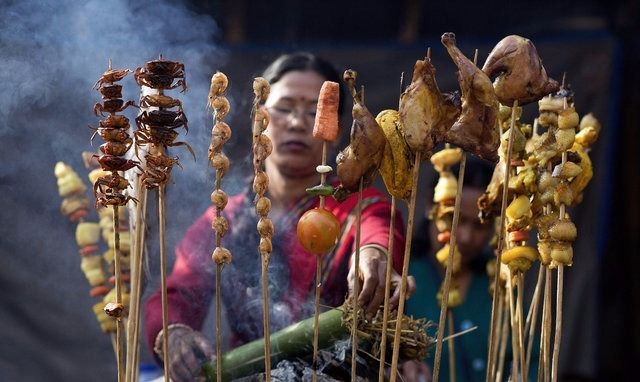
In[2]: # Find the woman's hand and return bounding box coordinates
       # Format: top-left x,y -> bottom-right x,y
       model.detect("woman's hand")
348,246 -> 416,319
399,359 -> 432,382
155,324 -> 215,382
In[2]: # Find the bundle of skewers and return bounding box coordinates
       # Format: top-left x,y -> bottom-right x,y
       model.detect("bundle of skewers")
54,30 -> 604,382
132,56 -> 192,382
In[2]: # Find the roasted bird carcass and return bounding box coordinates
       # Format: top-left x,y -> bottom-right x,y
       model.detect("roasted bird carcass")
335,70 -> 387,200
441,32 -> 500,162
399,55 -> 460,157
482,35 -> 560,106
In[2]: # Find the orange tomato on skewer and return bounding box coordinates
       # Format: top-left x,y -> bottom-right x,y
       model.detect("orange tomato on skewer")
297,208 -> 340,255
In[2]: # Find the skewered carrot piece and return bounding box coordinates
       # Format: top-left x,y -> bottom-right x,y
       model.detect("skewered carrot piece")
313,81 -> 340,142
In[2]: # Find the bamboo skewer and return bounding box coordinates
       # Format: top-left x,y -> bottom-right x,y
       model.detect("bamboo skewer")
377,194 -> 396,381
517,272 -> 527,382
208,71 -> 233,382
112,204 -> 126,382
157,185 -> 170,382
506,270 -> 520,381
248,77 -> 273,381
389,151 -> 421,382
125,185 -> 148,382
551,154 -> 569,382
351,177 -> 364,382
486,100 -> 519,381
496,291 -> 510,382
432,152 -> 466,382
447,311 -> 456,382
490,284 -> 505,381
524,264 -> 544,374
311,141 -> 330,382
378,71 -> 404,382
540,266 -> 552,382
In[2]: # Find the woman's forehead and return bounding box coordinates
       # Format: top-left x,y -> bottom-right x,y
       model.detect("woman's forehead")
267,70 -> 325,103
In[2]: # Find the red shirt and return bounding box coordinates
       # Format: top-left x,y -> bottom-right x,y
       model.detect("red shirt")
144,186 -> 405,351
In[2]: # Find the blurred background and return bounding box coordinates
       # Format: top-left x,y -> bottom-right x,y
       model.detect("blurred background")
0,0 -> 637,380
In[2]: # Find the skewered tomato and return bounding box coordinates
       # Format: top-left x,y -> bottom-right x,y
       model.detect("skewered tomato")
297,208 -> 340,255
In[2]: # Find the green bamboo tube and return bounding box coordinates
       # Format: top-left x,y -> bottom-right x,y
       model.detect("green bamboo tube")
203,309 -> 345,381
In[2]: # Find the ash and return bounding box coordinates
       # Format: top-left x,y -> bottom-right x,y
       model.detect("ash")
234,340 -> 376,381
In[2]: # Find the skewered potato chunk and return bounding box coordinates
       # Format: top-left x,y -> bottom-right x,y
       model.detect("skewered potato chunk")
81,255 -> 107,286
552,161 -> 582,179
550,242 -> 573,267
434,172 -> 458,203
506,195 -> 531,221
555,128 -> 576,151
558,108 -> 579,130
435,244 -> 462,273
501,245 -> 539,272
430,148 -> 462,173
76,222 -> 101,247
549,219 -> 577,242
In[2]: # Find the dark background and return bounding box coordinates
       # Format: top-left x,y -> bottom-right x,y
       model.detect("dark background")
0,0 -> 637,381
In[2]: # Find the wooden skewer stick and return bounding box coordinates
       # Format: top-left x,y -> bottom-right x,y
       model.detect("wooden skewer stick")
215,263 -> 223,381
447,311 -> 456,382
517,271 -> 527,382
507,269 -> 520,381
112,204 -> 126,382
432,153 -> 467,382
490,283 -> 505,381
378,71 -> 404,382
312,141 -> 329,382
496,289 -> 510,382
540,265 -> 552,382
551,264 -> 564,382
351,177 -> 364,382
377,194 -> 396,382
551,155 -> 569,382
158,185 -> 171,382
524,264 -> 544,374
551,92 -> 571,382
486,100 -> 519,381
389,151 -> 421,382
125,185 -> 148,382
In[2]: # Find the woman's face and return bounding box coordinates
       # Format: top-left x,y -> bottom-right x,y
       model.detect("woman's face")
264,70 -> 327,178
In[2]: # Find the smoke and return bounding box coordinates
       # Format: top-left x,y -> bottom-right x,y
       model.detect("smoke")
0,0 -> 245,379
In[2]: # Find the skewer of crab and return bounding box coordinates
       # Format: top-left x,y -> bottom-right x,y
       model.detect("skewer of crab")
126,83 -> 187,382
91,60 -> 138,382
208,71 -> 233,382
296,80 -> 341,382
250,77 -> 274,380
133,55 -> 191,382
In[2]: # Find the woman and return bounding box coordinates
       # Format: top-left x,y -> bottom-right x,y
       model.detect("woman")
144,52 -> 414,382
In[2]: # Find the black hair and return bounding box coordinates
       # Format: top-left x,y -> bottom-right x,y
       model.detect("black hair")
261,52 -> 345,115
